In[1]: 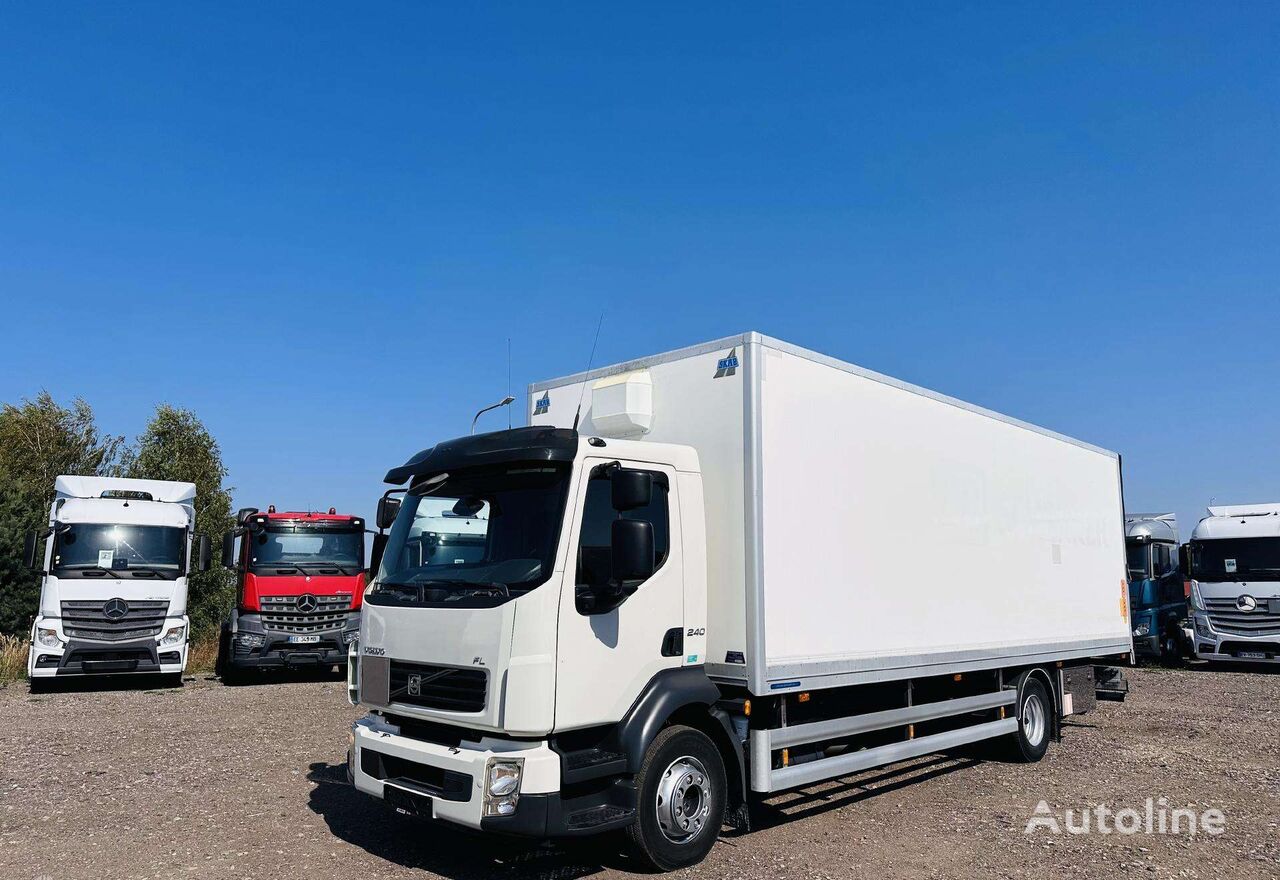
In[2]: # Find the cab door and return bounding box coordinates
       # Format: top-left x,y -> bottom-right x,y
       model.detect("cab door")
554,457 -> 684,730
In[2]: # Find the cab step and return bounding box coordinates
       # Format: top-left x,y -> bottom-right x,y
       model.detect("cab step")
565,804 -> 635,832
561,747 -> 628,784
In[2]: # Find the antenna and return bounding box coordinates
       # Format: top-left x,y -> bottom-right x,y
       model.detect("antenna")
507,336 -> 513,430
573,314 -> 604,432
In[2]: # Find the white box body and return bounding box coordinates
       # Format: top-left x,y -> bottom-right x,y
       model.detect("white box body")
530,333 -> 1132,695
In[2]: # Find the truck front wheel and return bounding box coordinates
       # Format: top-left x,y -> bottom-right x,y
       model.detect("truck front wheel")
627,725 -> 726,872
1158,626 -> 1184,667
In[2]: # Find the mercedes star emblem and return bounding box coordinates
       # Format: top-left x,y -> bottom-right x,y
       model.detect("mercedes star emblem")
297,593 -> 318,613
103,598 -> 129,620
1237,595 -> 1258,612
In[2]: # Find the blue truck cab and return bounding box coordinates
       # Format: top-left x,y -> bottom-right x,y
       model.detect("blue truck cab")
1124,513 -> 1186,664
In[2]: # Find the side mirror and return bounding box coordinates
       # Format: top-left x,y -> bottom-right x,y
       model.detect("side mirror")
369,532 -> 389,576
195,535 -> 212,573
236,507 -> 259,525
611,469 -> 652,512
23,530 -> 40,570
376,496 -> 402,531
1178,543 -> 1191,577
610,519 -> 655,582
221,531 -> 237,569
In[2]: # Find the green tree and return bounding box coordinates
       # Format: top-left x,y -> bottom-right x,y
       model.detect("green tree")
0,393 -> 125,634
122,405 -> 235,638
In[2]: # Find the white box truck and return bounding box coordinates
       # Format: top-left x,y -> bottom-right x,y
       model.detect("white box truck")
1186,503 -> 1280,664
23,475 -> 211,689
348,332 -> 1133,870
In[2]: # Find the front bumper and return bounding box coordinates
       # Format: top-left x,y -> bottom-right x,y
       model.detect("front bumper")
227,611 -> 359,669
1192,615 -> 1280,663
28,616 -> 188,678
349,713 -> 635,837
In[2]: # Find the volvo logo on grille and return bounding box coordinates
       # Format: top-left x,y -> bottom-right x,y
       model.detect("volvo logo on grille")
1237,595 -> 1259,612
296,593 -> 318,613
103,598 -> 129,620
404,669 -> 450,698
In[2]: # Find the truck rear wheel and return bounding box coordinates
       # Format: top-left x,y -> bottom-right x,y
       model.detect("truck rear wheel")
627,725 -> 726,872
1004,676 -> 1052,763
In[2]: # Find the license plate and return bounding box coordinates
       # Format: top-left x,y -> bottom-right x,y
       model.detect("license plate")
289,635 -> 321,644
1237,650 -> 1268,660
384,784 -> 433,817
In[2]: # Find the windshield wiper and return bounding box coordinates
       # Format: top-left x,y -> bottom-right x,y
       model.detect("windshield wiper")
417,578 -> 510,599
307,563 -> 357,575
124,566 -> 170,578
270,563 -> 358,576
371,581 -> 424,602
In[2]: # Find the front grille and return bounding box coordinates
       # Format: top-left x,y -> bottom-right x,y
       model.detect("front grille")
389,660 -> 487,713
60,600 -> 169,642
1205,598 -> 1280,636
260,594 -> 352,633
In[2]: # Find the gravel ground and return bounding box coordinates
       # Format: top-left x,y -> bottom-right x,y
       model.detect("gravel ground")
1,665 -> 1277,880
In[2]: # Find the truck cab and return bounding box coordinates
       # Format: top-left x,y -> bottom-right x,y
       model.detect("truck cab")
24,475 -> 211,690
1187,503 -> 1280,664
216,506 -> 365,681
1124,513 -> 1186,663
350,428 -> 707,853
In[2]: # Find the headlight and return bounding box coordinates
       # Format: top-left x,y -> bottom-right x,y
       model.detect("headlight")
1189,581 -> 1206,611
1195,617 -> 1214,637
159,625 -> 186,646
488,761 -> 522,796
235,632 -> 265,648
484,758 -> 524,816
36,627 -> 63,649
1132,623 -> 1150,637
343,630 -> 360,644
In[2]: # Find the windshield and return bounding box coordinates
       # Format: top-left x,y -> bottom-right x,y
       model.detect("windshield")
1126,541 -> 1149,581
53,523 -> 186,579
1191,538 -> 1280,581
371,463 -> 571,608
249,526 -> 364,573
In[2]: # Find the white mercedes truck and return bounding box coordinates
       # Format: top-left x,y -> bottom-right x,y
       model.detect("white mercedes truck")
23,475 -> 211,689
1186,503 -> 1280,664
347,333 -> 1133,870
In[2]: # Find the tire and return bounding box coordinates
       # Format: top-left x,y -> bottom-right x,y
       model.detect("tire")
1003,675 -> 1052,763
215,626 -> 246,685
163,672 -> 184,688
626,725 -> 726,872
214,623 -> 231,677
1158,627 -> 1184,668
28,677 -> 51,695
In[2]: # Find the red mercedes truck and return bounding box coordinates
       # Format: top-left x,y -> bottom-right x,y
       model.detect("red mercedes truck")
216,506 -> 365,683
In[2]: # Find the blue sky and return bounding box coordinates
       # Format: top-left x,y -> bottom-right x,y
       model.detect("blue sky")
1,3 -> 1277,536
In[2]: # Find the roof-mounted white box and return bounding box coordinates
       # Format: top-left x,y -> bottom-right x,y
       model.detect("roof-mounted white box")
590,371 -> 653,437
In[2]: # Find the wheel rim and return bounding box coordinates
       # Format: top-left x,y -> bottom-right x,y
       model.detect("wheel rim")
654,755 -> 712,844
1021,691 -> 1047,747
